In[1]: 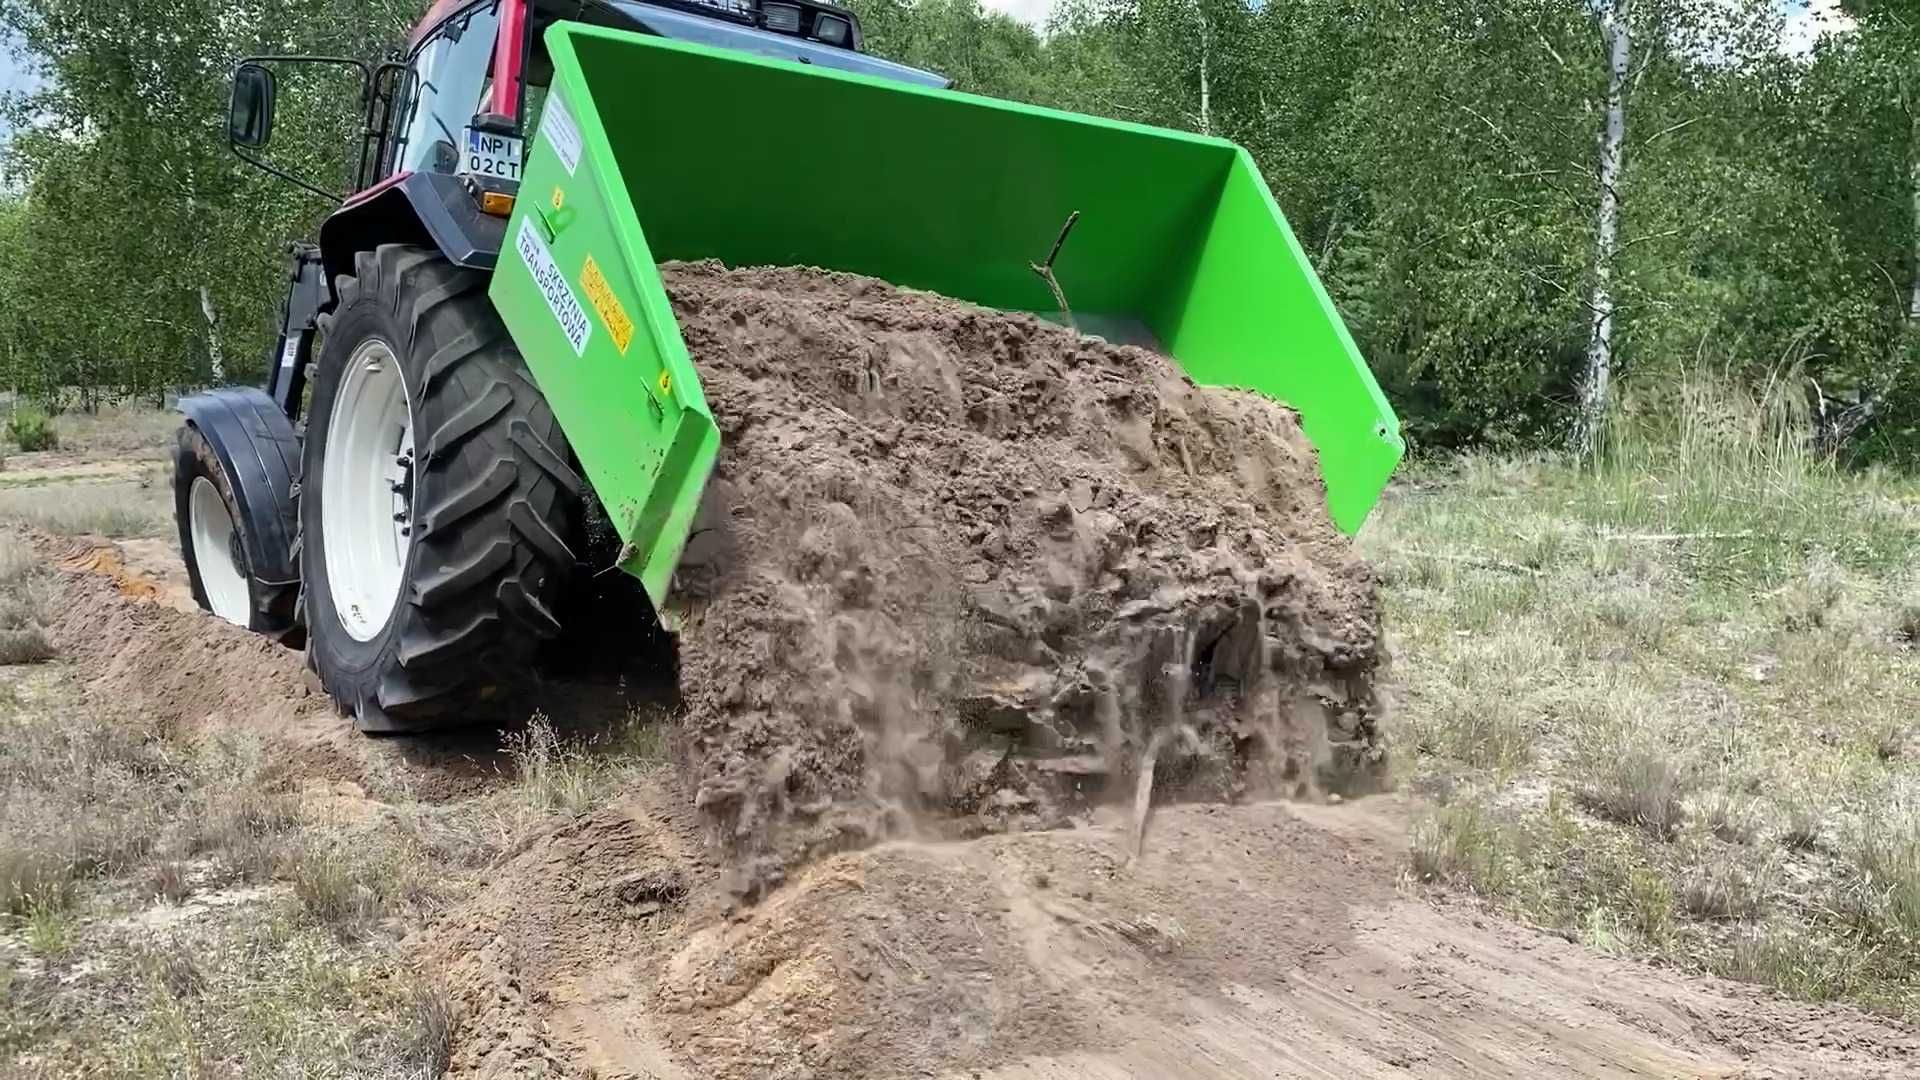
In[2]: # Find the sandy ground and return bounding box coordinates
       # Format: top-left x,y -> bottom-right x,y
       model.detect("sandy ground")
30,520 -> 1919,1079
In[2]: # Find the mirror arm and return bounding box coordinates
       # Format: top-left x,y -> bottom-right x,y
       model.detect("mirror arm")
230,55 -> 372,204
232,145 -> 344,203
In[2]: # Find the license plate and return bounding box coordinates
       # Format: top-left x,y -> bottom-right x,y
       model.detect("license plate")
463,129 -> 523,182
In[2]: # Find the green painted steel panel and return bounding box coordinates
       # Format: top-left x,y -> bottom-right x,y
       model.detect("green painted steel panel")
490,22 -> 1403,608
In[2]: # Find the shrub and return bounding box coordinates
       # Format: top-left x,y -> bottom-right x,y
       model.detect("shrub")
7,408 -> 58,452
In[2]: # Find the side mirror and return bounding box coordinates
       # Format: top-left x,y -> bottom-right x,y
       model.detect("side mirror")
229,64 -> 277,149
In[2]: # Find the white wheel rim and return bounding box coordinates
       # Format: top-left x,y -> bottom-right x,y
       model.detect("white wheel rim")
322,338 -> 415,642
189,476 -> 252,627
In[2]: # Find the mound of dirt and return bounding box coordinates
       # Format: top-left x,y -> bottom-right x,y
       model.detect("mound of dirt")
432,790 -> 1920,1080
659,263 -> 1387,892
37,535 -> 507,801
42,536 -> 325,734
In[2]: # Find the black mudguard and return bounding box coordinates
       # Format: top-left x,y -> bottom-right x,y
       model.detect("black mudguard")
316,170 -> 504,290
177,387 -> 301,588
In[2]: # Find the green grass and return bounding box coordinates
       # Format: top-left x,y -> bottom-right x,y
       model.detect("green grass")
1379,375 -> 1920,1016
5,901 -> 453,1077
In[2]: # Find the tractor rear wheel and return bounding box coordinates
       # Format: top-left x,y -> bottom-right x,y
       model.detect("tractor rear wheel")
300,245 -> 582,732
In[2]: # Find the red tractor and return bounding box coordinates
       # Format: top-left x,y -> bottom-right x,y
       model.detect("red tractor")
176,0 -> 943,730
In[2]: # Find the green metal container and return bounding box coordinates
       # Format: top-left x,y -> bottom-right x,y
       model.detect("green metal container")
490,22 -> 1404,609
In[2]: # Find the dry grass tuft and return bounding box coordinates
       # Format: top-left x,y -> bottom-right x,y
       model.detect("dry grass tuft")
142,861 -> 192,905
1578,743 -> 1691,840
1893,594 -> 1920,647
1625,867 -> 1676,940
504,705 -> 668,816
1699,791 -> 1763,846
1778,552 -> 1845,631
1843,815 -> 1920,945
1869,722 -> 1913,763
1781,799 -> 1825,852
135,939 -> 207,1001
0,531 -> 55,663
1,846 -> 73,916
1719,923 -> 1845,1000
504,709 -> 602,814
405,980 -> 459,1078
0,479 -> 172,539
1410,800 -> 1514,891
1679,853 -> 1772,921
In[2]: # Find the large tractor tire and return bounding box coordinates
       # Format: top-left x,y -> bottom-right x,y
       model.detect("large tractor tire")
301,245 -> 583,732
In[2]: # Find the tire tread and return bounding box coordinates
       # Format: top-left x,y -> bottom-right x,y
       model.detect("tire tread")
301,243 -> 579,727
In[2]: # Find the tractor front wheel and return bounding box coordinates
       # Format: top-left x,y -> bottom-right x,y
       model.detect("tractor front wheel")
300,245 -> 582,732
174,421 -> 298,638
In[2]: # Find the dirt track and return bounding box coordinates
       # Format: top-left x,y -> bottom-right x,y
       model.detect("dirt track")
35,534 -> 1920,1079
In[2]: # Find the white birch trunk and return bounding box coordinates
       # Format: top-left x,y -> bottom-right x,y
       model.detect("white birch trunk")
1908,106 -> 1920,323
200,285 -> 224,383
1196,1 -> 1212,137
1577,0 -> 1631,457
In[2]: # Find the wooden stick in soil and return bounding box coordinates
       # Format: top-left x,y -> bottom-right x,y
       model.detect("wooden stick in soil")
1030,210 -> 1082,331
1128,730 -> 1169,865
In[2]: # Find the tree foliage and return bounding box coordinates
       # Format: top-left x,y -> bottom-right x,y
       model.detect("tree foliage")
2,0 -> 1918,461
0,0 -> 412,405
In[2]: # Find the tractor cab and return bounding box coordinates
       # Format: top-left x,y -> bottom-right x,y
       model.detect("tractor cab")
220,0 -> 947,423
379,0 -> 945,199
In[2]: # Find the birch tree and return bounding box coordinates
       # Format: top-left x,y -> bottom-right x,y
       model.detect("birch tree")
1576,0 -> 1632,456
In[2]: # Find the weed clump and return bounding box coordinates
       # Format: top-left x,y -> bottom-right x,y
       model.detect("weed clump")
1578,743 -> 1690,840
7,407 -> 58,452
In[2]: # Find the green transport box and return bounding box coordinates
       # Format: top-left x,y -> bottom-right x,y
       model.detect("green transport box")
489,22 -> 1405,609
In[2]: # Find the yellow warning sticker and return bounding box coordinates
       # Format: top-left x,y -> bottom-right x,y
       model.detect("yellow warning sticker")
579,254 -> 634,355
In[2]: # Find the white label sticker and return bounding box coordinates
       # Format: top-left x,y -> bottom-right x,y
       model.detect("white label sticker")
517,219 -> 592,356
279,336 -> 300,370
542,95 -> 582,176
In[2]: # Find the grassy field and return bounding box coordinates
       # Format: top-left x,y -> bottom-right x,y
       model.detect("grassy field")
0,404 -> 175,540
0,405 -> 669,1076
0,552 -> 667,1076
1369,379 -> 1920,1017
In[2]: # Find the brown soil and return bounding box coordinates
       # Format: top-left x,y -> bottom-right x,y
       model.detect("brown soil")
662,263 -> 1385,894
36,533 -> 515,801
430,789 -> 1918,1080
